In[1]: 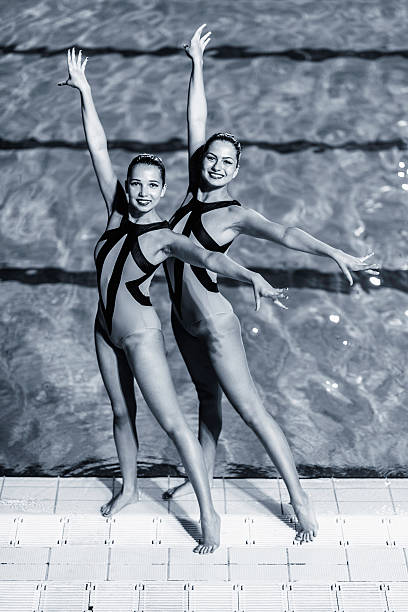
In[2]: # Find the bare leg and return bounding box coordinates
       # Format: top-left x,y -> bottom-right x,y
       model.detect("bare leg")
164,311 -> 222,499
122,328 -> 220,553
94,320 -> 140,516
188,312 -> 318,543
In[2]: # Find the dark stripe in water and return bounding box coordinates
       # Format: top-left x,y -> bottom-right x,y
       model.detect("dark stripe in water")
0,137 -> 406,154
2,44 -> 408,61
0,266 -> 406,294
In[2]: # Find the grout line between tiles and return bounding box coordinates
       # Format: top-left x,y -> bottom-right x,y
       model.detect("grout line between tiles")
286,546 -> 291,582
106,546 -> 111,581
227,547 -> 231,582
222,477 -> 226,514
344,544 -> 352,582
53,477 -> 60,514
167,547 -> 170,581
331,478 -> 341,514
44,547 -> 51,581
388,483 -> 398,515
0,476 -> 4,498
402,547 -> 408,576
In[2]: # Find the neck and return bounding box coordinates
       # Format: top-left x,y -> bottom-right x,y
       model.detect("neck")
197,183 -> 232,203
127,206 -> 162,225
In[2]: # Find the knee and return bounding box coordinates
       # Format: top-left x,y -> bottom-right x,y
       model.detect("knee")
239,404 -> 267,431
111,401 -> 130,426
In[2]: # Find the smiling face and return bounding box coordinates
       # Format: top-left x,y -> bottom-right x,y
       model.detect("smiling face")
126,163 -> 166,213
201,139 -> 239,189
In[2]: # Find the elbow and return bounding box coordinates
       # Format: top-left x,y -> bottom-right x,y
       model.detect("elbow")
281,226 -> 300,247
204,251 -> 220,271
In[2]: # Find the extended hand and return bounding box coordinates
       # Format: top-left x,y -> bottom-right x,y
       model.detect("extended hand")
58,47 -> 88,89
332,251 -> 380,286
184,24 -> 211,61
251,273 -> 288,311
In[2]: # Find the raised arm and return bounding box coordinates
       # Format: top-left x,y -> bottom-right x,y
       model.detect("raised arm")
184,25 -> 211,178
162,231 -> 286,311
235,207 -> 379,285
58,48 -> 117,214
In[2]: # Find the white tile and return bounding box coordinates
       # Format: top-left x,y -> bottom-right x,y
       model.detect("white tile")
54,499 -> 105,514
0,516 -> 18,546
393,502 -> 408,515
170,546 -> 227,565
238,584 -> 288,612
347,547 -> 408,581
57,487 -> 112,501
0,547 -> 49,564
224,478 -> 279,489
4,477 -> 58,487
0,564 -> 47,580
312,501 -> 340,515
289,563 -> 348,582
110,516 -> 157,546
288,545 -> 347,566
384,582 -> 408,612
138,582 -> 188,612
156,516 -> 200,547
338,500 -> 394,515
61,515 -> 110,545
299,479 -> 334,489
388,516 -> 408,546
220,516 -> 251,546
336,488 -> 392,502
110,547 -> 167,565
225,488 -> 278,502
109,563 -> 167,581
334,478 -> 388,489
169,499 -> 224,517
341,516 -> 391,546
110,500 -> 169,516
169,563 -> 228,581
59,477 -> 113,489
386,479 -> 408,489
49,545 -> 108,565
390,488 -> 408,502
290,516 -> 344,548
39,582 -> 91,612
336,582 -> 388,611
248,516 -> 301,547
88,582 -> 139,612
287,584 -> 339,611
15,516 -> 64,547
115,477 -> 169,494
188,584 -> 238,611
2,485 -> 58,501
0,581 -> 41,611
230,546 -> 287,565
225,500 -> 281,515
47,563 -> 107,581
281,488 -> 336,502
230,563 -> 288,582
0,499 -> 55,514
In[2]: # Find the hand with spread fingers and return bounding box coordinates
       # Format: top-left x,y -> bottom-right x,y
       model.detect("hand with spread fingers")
251,274 -> 288,311
184,23 -> 212,61
330,251 -> 380,286
58,47 -> 89,90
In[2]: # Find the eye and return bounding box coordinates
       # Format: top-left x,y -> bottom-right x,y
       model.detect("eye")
224,159 -> 233,165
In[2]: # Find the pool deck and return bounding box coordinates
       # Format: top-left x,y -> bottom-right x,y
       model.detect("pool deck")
0,476 -> 407,611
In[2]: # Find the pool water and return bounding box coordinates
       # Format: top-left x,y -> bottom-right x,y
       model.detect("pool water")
0,0 -> 407,476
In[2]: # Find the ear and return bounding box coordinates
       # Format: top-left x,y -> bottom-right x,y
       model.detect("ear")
160,183 -> 167,197
232,166 -> 239,179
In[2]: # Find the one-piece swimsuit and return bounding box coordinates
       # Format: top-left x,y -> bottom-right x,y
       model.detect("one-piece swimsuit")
164,196 -> 241,333
94,183 -> 169,348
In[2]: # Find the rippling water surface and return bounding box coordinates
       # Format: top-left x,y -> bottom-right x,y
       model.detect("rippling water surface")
1,0 -> 408,476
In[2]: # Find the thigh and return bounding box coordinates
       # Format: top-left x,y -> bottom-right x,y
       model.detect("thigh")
94,318 -> 136,411
199,313 -> 262,414
123,328 -> 188,431
172,309 -> 222,402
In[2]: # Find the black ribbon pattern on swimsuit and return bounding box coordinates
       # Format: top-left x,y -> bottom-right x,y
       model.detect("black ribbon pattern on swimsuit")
95,217 -> 169,334
164,197 -> 241,317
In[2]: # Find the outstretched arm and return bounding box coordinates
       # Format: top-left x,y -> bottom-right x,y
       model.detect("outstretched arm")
184,25 -> 211,180
163,232 -> 287,311
236,207 -> 379,285
58,48 -> 117,214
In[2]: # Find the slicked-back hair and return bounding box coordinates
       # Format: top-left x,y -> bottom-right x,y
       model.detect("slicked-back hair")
203,132 -> 242,166
127,154 -> 166,185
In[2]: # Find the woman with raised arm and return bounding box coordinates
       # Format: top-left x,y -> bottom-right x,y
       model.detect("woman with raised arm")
58,49 -> 282,554
163,26 -> 379,543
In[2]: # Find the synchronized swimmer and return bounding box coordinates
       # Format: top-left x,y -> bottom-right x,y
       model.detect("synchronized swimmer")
59,48 -> 283,553
162,25 -> 379,543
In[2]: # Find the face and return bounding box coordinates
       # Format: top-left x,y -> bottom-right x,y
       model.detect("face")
126,164 -> 166,213
201,140 -> 239,188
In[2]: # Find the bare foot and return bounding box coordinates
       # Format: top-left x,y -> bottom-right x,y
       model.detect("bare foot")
290,491 -> 319,544
193,511 -> 221,554
163,478 -> 212,500
100,488 -> 140,517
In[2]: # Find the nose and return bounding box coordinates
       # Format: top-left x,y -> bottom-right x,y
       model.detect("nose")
139,183 -> 147,197
212,159 -> 222,171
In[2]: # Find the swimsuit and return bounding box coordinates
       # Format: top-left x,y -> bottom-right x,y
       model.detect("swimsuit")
94,183 -> 168,347
164,196 -> 241,333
